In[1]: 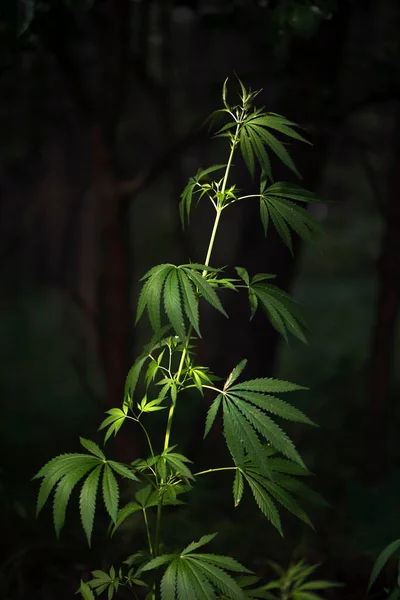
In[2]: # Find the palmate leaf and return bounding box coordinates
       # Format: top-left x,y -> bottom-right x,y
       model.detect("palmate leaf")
259,181 -> 324,254
179,164 -> 226,227
142,534 -> 250,600
35,443 -> 134,544
250,283 -> 308,343
136,264 -> 227,339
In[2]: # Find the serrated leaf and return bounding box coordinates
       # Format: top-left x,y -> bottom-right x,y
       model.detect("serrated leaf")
184,268 -> 227,317
231,396 -> 303,466
80,464 -> 102,546
204,395 -> 222,438
80,580 -> 96,600
240,128 -> 255,178
244,475 -> 282,535
35,455 -> 100,516
231,378 -> 306,394
80,438 -> 106,460
107,460 -> 139,481
276,475 -> 329,507
34,453 -> 99,480
258,477 -> 313,527
179,269 -> 201,337
266,182 -> 320,203
232,391 -> 314,425
223,402 -> 245,468
102,465 -> 119,523
185,560 -> 216,600
164,268 -> 186,341
248,123 -> 300,177
182,533 -> 218,555
235,267 -> 250,286
233,469 -> 244,507
161,560 -> 179,600
141,554 -> 176,572
367,539 -> 400,593
224,359 -> 248,390
53,465 -> 95,537
111,501 -> 141,535
190,554 -> 251,573
190,558 -> 245,600
124,356 -> 147,399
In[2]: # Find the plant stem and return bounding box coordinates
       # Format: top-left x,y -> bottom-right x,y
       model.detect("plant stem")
142,508 -> 153,556
135,419 -> 156,459
156,116 -> 242,567
194,466 -> 238,477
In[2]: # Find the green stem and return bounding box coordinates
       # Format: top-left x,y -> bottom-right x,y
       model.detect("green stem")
194,466 -> 238,477
154,496 -> 163,555
142,508 -> 153,556
156,115 -> 242,565
136,419 -> 156,459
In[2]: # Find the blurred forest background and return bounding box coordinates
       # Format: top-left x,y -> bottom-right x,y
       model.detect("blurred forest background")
0,0 -> 400,598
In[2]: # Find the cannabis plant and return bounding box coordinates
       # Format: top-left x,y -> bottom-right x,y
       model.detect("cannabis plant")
367,539 -> 400,599
34,78 -> 327,600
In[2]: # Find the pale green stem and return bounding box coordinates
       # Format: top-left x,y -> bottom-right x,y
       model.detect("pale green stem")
135,418 -> 156,459
194,466 -> 238,477
155,114 -> 243,568
236,194 -> 261,201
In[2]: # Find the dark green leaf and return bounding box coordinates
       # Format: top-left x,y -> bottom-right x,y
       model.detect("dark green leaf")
80,464 -> 102,546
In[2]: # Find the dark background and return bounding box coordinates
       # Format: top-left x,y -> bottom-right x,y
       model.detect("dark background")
0,0 -> 400,598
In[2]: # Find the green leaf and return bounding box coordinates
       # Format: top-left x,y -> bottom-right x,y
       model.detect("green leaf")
53,465 -> 95,537
231,390 -> 314,425
79,580 -> 96,600
226,401 -> 270,473
276,475 -> 329,507
35,455 -> 100,516
234,267 -> 250,286
247,123 -> 300,177
233,469 -> 244,507
102,464 -> 119,523
251,284 -> 308,343
266,182 -> 320,204
141,554 -> 176,572
164,268 -> 186,341
231,378 -> 306,394
182,533 -> 218,555
177,562 -> 197,600
111,501 -> 141,535
179,269 -> 201,337
80,438 -> 106,460
224,359 -> 248,389
259,478 -> 313,528
161,560 -> 179,600
80,464 -> 102,546
223,402 -> 245,468
240,128 -> 255,178
163,451 -> 194,480
184,268 -> 228,318
107,460 -> 139,481
231,396 -> 303,466
190,558 -> 245,600
244,474 -> 282,535
34,453 -> 99,481
124,356 -> 147,399
190,554 -> 251,574
367,539 -> 400,593
204,395 -> 222,438
185,560 -> 216,600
